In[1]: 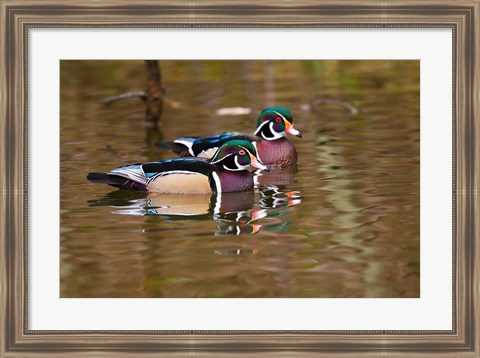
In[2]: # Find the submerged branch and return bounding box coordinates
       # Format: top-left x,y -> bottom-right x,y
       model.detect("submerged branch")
144,60 -> 163,127
103,91 -> 182,109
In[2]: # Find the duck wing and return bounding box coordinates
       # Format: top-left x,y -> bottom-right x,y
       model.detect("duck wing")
142,158 -> 218,194
88,158 -> 215,192
156,132 -> 258,159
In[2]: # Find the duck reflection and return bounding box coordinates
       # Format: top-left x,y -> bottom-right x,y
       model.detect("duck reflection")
88,190 -> 266,235
254,165 -> 297,187
213,248 -> 261,256
214,208 -> 267,235
258,185 -> 302,209
88,182 -> 302,238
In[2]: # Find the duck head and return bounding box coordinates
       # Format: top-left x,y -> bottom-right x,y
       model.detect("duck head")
253,106 -> 302,140
210,140 -> 269,172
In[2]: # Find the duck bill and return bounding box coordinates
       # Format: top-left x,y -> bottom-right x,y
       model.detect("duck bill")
249,154 -> 269,172
285,121 -> 302,138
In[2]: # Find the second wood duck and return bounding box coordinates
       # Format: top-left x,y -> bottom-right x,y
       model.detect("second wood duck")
87,140 -> 268,194
156,106 -> 302,166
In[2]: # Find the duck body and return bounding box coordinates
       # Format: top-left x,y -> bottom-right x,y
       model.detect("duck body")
88,140 -> 267,194
156,107 -> 301,166
88,158 -> 252,194
160,132 -> 298,166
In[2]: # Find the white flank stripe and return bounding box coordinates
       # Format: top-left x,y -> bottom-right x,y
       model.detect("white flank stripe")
211,171 -> 222,194
252,141 -> 261,162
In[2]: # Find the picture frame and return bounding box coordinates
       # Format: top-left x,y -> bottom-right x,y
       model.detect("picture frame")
1,0 -> 478,356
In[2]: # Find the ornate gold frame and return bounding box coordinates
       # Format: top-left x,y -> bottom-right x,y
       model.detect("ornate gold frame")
1,1 -> 479,356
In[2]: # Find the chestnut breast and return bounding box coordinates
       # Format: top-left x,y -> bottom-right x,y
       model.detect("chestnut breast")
257,138 -> 297,165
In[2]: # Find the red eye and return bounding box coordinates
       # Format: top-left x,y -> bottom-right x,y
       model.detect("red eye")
238,149 -> 246,156
275,117 -> 282,123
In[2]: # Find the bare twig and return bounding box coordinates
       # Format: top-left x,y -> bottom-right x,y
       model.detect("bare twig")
102,91 -> 147,106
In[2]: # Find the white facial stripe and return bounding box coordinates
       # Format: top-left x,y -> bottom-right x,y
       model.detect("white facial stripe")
273,110 -> 287,122
269,122 -> 286,139
216,147 -> 254,171
273,110 -> 295,131
234,156 -> 250,170
238,145 -> 254,157
210,152 -> 233,164
234,156 -> 242,169
222,160 -> 247,171
223,164 -> 243,171
253,120 -> 271,136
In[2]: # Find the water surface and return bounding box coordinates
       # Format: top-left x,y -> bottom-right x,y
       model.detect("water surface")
60,60 -> 420,298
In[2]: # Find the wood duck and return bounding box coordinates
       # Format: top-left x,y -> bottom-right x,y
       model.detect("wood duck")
87,140 -> 268,194
155,107 -> 302,166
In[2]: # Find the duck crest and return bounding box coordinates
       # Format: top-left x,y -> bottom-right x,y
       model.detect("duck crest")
256,106 -> 293,128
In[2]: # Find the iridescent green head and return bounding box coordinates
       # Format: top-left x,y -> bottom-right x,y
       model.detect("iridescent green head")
210,140 -> 268,171
254,106 -> 302,140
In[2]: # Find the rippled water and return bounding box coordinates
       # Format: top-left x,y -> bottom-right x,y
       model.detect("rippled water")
60,60 -> 420,298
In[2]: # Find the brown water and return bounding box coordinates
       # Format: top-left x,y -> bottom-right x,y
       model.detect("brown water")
60,60 -> 420,298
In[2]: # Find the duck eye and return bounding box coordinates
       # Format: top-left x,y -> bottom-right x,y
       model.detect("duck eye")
275,117 -> 282,123
238,149 -> 246,156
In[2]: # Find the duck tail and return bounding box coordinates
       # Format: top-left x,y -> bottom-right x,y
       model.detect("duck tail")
154,140 -> 174,150
87,172 -> 114,184
87,172 -> 147,191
